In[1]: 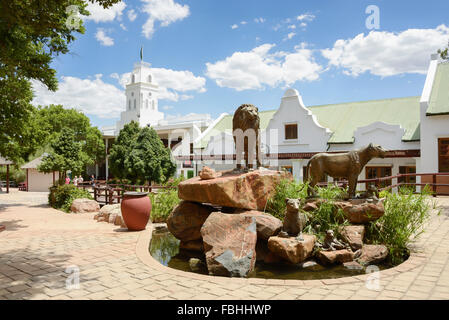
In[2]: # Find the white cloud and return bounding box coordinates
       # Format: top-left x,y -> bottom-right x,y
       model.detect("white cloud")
240,21 -> 247,25
254,17 -> 265,23
127,9 -> 137,21
111,67 -> 206,102
164,113 -> 211,123
95,29 -> 114,46
288,24 -> 296,29
141,0 -> 190,38
284,32 -> 296,41
300,22 -> 307,27
83,2 -> 126,23
205,43 -> 322,91
31,75 -> 125,119
322,25 -> 449,77
231,24 -> 238,30
162,105 -> 174,110
119,23 -> 127,31
297,14 -> 315,22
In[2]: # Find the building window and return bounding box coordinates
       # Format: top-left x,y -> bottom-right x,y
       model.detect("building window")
148,75 -> 152,83
190,143 -> 193,154
132,74 -> 135,83
399,166 -> 416,191
438,138 -> 449,172
128,100 -> 131,110
134,99 -> 136,109
366,166 -> 392,189
146,100 -> 148,109
152,100 -> 155,110
285,124 -> 298,140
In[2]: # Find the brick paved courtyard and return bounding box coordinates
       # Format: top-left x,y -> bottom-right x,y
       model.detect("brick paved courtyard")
1,189 -> 449,300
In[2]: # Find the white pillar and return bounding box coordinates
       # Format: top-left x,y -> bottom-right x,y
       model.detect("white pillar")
392,160 -> 399,194
105,138 -> 109,180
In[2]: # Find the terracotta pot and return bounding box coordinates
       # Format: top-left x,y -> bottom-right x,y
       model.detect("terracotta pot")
121,192 -> 152,231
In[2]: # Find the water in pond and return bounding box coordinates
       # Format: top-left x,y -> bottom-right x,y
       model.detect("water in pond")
149,230 -> 390,280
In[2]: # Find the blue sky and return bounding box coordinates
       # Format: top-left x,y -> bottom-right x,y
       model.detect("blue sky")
32,0 -> 449,129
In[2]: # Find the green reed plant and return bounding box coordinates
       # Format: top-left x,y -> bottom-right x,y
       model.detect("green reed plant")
265,178 -> 308,220
366,186 -> 437,265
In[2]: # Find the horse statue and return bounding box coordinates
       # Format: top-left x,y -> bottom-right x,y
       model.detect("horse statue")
306,143 -> 387,198
232,104 -> 261,170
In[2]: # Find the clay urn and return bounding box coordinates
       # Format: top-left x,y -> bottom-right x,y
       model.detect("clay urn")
121,192 -> 152,231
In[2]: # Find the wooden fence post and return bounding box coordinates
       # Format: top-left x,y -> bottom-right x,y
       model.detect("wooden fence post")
433,174 -> 437,197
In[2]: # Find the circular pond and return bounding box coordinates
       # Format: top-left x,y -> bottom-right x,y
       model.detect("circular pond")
149,229 -> 394,280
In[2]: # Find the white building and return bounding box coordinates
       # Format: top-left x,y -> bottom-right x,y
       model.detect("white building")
96,59 -> 213,180
187,55 -> 449,194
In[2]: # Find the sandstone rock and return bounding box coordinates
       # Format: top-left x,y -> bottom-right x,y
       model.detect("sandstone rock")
335,201 -> 384,223
97,217 -> 106,222
178,169 -> 289,210
180,240 -> 203,252
0,225 -> 5,232
316,249 -> 354,265
302,202 -> 319,212
357,244 -> 388,265
167,201 -> 214,242
114,215 -> 122,226
267,235 -> 316,264
93,214 -> 99,220
201,212 -> 257,277
264,252 -> 282,264
70,198 -> 100,213
99,203 -> 121,216
189,258 -> 206,273
199,166 -> 217,180
339,225 -> 365,250
236,210 -> 282,240
343,261 -> 364,271
108,213 -> 117,224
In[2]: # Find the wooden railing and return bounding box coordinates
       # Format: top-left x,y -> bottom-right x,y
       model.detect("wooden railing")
316,172 -> 449,197
76,181 -> 177,205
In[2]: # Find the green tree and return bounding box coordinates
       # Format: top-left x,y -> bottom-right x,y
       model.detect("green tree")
438,41 -> 449,60
109,121 -> 141,180
0,0 -> 120,162
38,128 -> 87,183
109,122 -> 176,184
35,104 -> 105,164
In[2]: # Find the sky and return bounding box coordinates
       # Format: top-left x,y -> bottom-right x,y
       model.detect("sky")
31,0 -> 449,130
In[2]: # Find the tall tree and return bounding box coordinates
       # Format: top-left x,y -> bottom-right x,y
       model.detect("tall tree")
109,122 -> 176,184
0,0 -> 120,162
438,41 -> 449,60
109,121 -> 141,180
38,128 -> 86,183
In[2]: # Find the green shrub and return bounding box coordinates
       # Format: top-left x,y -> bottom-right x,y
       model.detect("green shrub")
366,186 -> 436,265
49,184 -> 93,213
149,178 -> 183,223
265,178 -> 308,220
149,188 -> 180,223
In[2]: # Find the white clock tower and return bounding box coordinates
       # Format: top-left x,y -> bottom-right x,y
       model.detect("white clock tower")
116,58 -> 164,132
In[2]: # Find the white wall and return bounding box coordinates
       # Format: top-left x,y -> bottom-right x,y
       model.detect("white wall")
28,169 -> 59,192
419,55 -> 449,173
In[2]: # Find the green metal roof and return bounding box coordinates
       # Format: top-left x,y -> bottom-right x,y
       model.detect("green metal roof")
309,96 -> 420,144
197,96 -> 421,148
196,110 -> 276,148
427,62 -> 449,116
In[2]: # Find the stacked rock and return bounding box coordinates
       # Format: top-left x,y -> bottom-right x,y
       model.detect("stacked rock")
167,167 -> 289,277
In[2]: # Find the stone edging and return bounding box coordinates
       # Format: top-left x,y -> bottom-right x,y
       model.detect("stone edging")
135,225 -> 428,287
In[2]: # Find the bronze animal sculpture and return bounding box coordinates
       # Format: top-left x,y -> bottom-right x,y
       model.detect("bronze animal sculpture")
322,230 -> 347,251
306,143 -> 387,198
356,184 -> 379,201
232,104 -> 261,170
278,198 -> 308,241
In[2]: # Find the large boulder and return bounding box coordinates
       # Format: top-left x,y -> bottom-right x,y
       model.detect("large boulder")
236,210 -> 282,240
339,225 -> 365,250
71,198 -> 100,213
178,169 -> 289,210
267,235 -> 316,264
167,201 -> 214,242
335,201 -> 384,223
201,212 -> 257,277
357,245 -> 388,265
180,239 -> 204,252
316,249 -> 354,265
